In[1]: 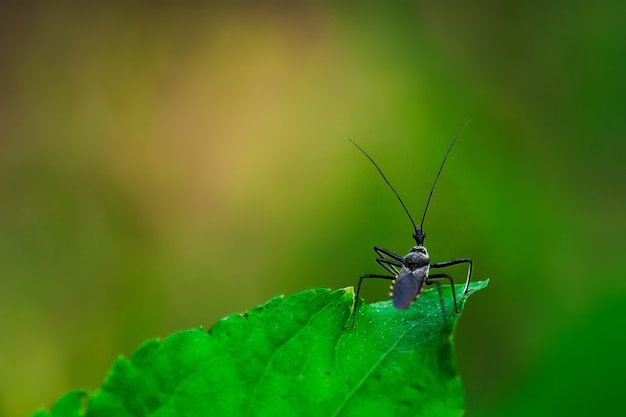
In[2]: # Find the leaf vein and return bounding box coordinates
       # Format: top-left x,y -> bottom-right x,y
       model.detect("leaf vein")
330,313 -> 430,417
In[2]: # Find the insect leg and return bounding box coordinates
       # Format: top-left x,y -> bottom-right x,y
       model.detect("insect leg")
427,278 -> 450,332
373,246 -> 403,274
430,257 -> 473,294
427,273 -> 459,314
347,273 -> 395,329
376,257 -> 402,275
373,246 -> 404,262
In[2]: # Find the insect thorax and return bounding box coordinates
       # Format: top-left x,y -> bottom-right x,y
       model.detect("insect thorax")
402,246 -> 430,272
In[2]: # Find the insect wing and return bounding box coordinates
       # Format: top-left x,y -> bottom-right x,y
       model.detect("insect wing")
391,269 -> 422,310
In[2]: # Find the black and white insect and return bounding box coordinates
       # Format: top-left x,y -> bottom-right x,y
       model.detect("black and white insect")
347,126 -> 473,329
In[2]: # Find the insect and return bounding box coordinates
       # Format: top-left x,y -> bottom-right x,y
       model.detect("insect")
347,124 -> 473,329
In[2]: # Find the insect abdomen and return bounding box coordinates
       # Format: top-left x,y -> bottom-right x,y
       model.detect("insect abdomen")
390,269 -> 426,310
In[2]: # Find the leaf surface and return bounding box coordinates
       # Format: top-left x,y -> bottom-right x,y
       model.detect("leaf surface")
33,281 -> 488,417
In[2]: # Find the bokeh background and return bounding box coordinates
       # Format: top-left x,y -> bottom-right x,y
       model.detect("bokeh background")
1,2 -> 625,416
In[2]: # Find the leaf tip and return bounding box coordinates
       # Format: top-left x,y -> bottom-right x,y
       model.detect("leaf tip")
468,279 -> 490,293
339,286 -> 356,309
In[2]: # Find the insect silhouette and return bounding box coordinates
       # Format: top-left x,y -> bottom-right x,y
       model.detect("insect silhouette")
347,125 -> 473,329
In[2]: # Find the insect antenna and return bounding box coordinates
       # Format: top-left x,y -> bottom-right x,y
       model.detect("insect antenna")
348,139 -> 418,232
419,120 -> 471,231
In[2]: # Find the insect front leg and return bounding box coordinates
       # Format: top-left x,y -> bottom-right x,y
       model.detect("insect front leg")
373,246 -> 403,274
375,258 -> 401,275
430,257 -> 473,294
347,273 -> 395,329
373,246 -> 404,262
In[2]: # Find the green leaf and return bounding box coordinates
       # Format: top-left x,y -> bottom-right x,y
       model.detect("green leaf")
33,281 -> 488,417
31,391 -> 87,417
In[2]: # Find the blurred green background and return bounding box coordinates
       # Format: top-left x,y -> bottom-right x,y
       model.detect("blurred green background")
1,3 -> 625,416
